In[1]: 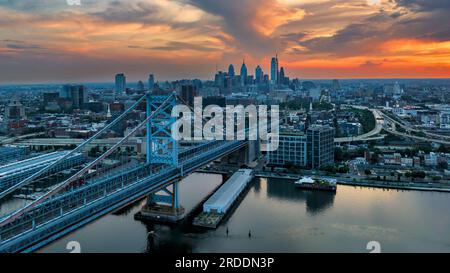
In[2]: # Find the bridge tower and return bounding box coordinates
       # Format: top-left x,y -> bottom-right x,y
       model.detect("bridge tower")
146,93 -> 178,166
137,93 -> 185,223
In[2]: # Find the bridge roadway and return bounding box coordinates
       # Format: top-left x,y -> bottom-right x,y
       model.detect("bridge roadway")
0,139 -> 247,253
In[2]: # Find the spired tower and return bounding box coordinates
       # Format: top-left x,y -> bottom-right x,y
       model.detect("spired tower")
271,54 -> 279,85
228,64 -> 235,78
240,59 -> 248,86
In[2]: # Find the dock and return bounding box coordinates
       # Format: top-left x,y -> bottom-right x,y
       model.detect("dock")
193,169 -> 254,228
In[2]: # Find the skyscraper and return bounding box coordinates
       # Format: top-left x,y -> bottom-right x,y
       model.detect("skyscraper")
255,65 -> 263,84
332,79 -> 341,91
137,81 -> 145,92
279,67 -> 285,85
61,84 -> 86,109
228,64 -> 235,78
181,85 -> 198,108
271,55 -> 279,84
70,85 -> 86,109
115,73 -> 126,96
240,60 -> 248,86
148,74 -> 155,91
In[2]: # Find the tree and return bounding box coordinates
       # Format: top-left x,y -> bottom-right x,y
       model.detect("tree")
370,153 -> 380,164
432,176 -> 442,182
438,161 -> 448,170
335,147 -> 344,162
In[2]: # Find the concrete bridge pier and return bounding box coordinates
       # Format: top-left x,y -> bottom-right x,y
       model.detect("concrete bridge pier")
135,180 -> 185,223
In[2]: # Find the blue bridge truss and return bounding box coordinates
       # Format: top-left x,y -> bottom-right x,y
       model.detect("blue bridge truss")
0,92 -> 249,253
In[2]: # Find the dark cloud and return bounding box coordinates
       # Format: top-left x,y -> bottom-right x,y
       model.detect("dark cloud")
395,0 -> 450,12
300,13 -> 388,56
91,0 -> 160,24
360,60 -> 383,68
129,41 -> 219,52
187,0 -> 286,56
3,39 -> 25,43
0,0 -> 71,11
298,1 -> 450,56
6,43 -> 42,50
279,32 -> 308,41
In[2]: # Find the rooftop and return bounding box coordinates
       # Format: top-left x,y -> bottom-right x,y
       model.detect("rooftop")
204,169 -> 253,208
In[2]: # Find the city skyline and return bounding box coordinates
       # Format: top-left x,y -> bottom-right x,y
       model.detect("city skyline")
1,0 -> 450,84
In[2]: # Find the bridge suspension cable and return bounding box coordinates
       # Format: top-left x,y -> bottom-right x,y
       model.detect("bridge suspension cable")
0,94 -> 148,200
0,93 -> 175,227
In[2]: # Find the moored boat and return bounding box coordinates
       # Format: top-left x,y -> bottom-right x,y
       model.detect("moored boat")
295,176 -> 337,192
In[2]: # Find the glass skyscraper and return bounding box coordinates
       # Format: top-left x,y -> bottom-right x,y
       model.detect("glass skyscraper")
240,60 -> 247,86
228,64 -> 235,78
148,74 -> 155,91
115,73 -> 126,96
271,55 -> 279,84
255,65 -> 263,84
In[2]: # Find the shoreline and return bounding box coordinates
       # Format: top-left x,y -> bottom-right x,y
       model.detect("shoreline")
253,171 -> 450,193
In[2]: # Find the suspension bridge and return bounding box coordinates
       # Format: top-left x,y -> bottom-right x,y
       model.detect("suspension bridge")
0,92 -> 257,253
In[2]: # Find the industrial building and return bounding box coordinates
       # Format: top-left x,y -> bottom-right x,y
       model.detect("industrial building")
0,151 -> 85,193
203,169 -> 254,214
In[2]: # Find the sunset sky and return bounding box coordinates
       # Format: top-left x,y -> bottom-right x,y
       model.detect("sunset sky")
0,0 -> 449,83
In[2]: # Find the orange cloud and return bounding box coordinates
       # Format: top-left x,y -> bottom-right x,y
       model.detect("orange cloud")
252,2 -> 305,36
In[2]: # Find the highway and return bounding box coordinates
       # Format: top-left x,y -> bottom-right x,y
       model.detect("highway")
335,107 -> 384,143
382,112 -> 450,145
0,133 -> 46,145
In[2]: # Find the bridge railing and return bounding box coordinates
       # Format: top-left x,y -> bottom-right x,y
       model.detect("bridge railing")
0,137 -> 247,247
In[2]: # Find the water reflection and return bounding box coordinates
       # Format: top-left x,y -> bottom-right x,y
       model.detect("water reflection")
266,178 -> 335,214
144,224 -> 194,254
39,174 -> 450,253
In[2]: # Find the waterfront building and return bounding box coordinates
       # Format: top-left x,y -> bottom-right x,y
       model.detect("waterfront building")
267,125 -> 335,169
267,131 -> 307,167
307,125 -> 335,169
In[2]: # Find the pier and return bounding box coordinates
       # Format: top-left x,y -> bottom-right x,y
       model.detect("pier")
193,169 -> 254,228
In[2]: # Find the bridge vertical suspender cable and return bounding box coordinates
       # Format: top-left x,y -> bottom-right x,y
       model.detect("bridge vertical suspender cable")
0,94 -> 175,227
0,94 -> 148,200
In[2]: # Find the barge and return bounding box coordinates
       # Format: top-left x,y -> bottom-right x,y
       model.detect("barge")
295,176 -> 337,192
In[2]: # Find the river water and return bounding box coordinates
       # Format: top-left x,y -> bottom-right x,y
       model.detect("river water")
39,173 -> 450,253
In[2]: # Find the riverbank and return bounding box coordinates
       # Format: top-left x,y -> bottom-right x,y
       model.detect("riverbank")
254,171 -> 450,193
